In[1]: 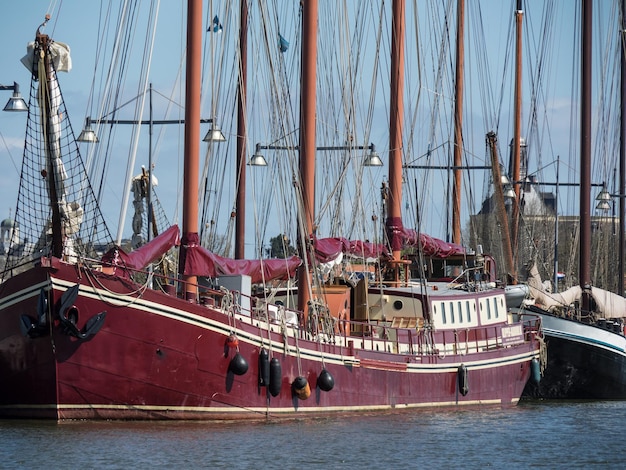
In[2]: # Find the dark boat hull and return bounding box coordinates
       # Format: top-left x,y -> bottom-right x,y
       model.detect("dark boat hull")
523,311 -> 626,399
0,261 -> 541,419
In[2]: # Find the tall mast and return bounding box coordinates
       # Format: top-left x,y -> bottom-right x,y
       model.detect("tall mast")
607,2 -> 626,296
297,0 -> 318,313
386,0 -> 406,271
452,0 -> 464,245
580,0 -> 592,308
235,0 -> 248,259
510,0 -> 523,283
38,31 -> 64,259
180,0 -> 202,300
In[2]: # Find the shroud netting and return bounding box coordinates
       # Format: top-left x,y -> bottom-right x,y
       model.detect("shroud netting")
3,42 -> 113,273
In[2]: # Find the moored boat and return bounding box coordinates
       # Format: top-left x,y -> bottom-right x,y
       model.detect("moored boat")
0,1 -> 542,420
521,0 -> 626,400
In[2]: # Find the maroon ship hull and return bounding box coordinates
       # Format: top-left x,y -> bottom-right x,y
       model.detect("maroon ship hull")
0,260 -> 540,420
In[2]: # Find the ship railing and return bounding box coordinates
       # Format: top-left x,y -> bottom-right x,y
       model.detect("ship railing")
314,317 -> 539,356
515,312 -> 543,341
85,261 -> 543,356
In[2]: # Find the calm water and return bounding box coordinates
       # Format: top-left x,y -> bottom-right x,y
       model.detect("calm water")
0,400 -> 621,469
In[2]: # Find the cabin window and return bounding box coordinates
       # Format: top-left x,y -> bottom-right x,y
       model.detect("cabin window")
393,300 -> 403,311
466,300 -> 471,322
486,299 -> 492,320
449,302 -> 455,323
493,298 -> 499,318
441,303 -> 447,324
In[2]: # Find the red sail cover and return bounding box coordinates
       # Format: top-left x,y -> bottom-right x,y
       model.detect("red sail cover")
401,228 -> 465,258
182,242 -> 301,283
313,237 -> 388,263
313,231 -> 463,262
102,225 -> 180,271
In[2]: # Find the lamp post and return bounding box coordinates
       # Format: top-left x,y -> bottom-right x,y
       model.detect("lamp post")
0,82 -> 28,112
0,81 -> 27,250
250,142 -> 382,167
595,179 -> 626,295
77,83 -> 225,243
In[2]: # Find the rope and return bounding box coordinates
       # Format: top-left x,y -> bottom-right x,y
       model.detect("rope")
80,262 -> 153,307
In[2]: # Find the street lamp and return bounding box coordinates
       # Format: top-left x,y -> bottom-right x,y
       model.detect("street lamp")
250,142 -> 382,166
0,82 -> 28,112
76,83 -> 225,243
76,117 -> 99,143
595,183 -> 612,212
203,123 -> 226,142
77,116 -> 225,143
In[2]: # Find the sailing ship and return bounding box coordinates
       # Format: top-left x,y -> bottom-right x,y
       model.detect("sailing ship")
0,1 -> 542,419
519,0 -> 626,399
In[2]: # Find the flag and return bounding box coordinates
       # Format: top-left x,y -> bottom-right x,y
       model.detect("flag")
279,33 -> 289,53
209,15 -> 223,33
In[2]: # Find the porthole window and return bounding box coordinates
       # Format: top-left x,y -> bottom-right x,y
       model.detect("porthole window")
393,300 -> 403,310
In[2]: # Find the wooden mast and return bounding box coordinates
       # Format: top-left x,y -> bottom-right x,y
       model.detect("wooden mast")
487,132 -> 515,279
235,0 -> 248,259
580,0 -> 592,309
180,0 -> 202,300
452,0 -> 464,245
38,31 -> 64,259
386,0 -> 406,278
598,2 -> 626,296
296,0 -> 318,313
510,0 -> 524,283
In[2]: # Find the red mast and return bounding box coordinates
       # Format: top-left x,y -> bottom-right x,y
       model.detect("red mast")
180,0 -> 202,300
580,0 -> 592,307
616,0 -> 626,296
452,0 -> 464,245
385,0 -> 406,284
235,0 -> 248,259
297,0 -> 318,312
510,0 -> 524,283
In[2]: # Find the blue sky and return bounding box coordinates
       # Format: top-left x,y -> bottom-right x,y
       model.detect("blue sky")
0,1 -> 618,255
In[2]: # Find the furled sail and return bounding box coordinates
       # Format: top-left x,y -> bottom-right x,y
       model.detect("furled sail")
102,225 -> 179,272
181,233 -> 300,283
589,287 -> 626,319
527,263 -> 582,311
